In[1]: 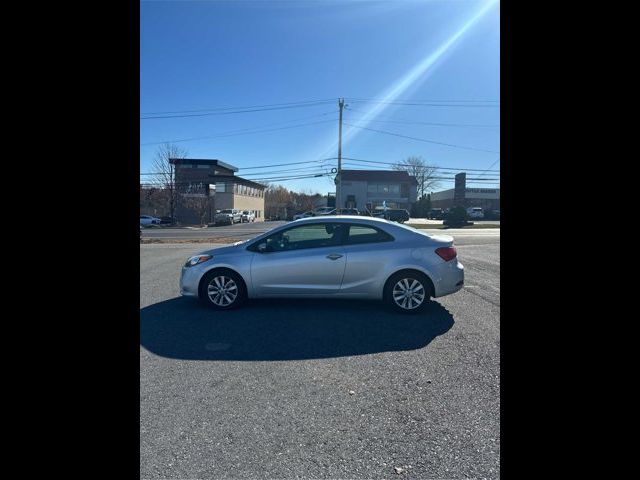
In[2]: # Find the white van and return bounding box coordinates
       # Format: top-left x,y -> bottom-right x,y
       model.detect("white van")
466,207 -> 485,219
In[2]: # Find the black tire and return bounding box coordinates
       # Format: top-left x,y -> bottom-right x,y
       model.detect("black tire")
384,271 -> 432,314
199,269 -> 247,310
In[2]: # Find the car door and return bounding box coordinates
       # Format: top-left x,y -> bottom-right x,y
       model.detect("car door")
250,222 -> 347,296
339,223 -> 397,295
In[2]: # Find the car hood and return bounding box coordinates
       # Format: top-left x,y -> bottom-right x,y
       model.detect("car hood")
197,241 -> 249,257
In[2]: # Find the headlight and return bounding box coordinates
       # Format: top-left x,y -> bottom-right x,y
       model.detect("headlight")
184,255 -> 212,268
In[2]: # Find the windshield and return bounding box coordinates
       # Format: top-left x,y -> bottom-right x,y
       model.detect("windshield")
220,210 -> 234,214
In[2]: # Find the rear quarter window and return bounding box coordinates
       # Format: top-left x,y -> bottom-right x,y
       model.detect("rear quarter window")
346,224 -> 394,245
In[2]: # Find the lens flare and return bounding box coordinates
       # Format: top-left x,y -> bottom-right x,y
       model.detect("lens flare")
313,0 -> 499,161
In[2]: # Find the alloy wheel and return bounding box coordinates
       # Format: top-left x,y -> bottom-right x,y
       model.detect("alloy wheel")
392,278 -> 426,310
207,276 -> 238,307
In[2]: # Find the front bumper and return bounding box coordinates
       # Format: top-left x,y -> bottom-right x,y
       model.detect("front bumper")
179,265 -> 204,297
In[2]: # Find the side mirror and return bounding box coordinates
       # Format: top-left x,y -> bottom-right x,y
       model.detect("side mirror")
257,242 -> 268,253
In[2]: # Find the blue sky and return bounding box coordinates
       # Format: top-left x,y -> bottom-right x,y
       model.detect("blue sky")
140,0 -> 500,194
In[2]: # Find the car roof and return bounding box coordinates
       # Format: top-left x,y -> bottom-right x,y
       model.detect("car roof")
292,215 -> 390,225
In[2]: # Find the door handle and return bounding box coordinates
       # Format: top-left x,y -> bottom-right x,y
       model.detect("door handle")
326,253 -> 343,260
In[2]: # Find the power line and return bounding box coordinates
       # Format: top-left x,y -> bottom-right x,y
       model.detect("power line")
141,98 -> 337,116
239,166 -> 335,177
343,123 -> 500,154
141,100 -> 335,120
140,166 -> 333,179
475,158 -> 501,178
141,117 -> 337,146
346,98 -> 500,108
345,107 -> 499,128
347,97 -> 499,104
140,158 -> 335,176
430,177 -> 499,181
349,162 -> 500,175
341,157 -> 500,172
140,112 -> 335,146
141,158 -> 499,177
140,172 -> 333,186
251,173 -> 333,182
239,158 -> 334,170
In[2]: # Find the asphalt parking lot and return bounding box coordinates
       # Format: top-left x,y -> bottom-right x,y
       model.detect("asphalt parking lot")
140,230 -> 500,479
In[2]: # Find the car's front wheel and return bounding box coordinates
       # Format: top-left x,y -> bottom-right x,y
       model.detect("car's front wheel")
199,269 -> 247,310
384,271 -> 432,313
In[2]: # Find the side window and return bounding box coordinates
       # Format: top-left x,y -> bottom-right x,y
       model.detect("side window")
346,224 -> 394,245
263,223 -> 346,252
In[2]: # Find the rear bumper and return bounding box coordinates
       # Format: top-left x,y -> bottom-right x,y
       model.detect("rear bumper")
432,260 -> 464,298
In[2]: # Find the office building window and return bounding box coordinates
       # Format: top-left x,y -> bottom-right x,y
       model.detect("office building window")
367,183 -> 400,194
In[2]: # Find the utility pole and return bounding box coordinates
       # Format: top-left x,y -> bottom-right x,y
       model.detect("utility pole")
337,98 -> 345,210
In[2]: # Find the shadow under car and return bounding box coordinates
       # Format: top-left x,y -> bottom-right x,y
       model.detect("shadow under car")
140,297 -> 455,361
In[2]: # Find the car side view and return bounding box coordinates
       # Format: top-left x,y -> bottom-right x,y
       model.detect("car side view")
179,216 -> 464,313
140,215 -> 161,226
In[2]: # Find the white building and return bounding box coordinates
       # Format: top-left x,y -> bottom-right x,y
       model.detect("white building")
335,170 -> 418,212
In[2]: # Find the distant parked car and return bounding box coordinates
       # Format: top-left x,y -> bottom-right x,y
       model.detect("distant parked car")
337,208 -> 360,215
382,209 -> 410,223
215,209 -> 242,225
293,211 -> 315,220
140,215 -> 161,226
428,208 -> 444,220
159,216 -> 176,225
313,207 -> 336,216
466,207 -> 484,219
241,211 -> 256,223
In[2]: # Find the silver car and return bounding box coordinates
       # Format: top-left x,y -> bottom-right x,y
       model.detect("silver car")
179,216 -> 464,313
214,209 -> 242,225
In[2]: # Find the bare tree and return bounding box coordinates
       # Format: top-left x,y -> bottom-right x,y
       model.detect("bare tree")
393,156 -> 440,197
151,143 -> 188,220
140,185 -> 171,216
264,184 -> 293,219
181,195 -> 211,226
292,189 -> 321,212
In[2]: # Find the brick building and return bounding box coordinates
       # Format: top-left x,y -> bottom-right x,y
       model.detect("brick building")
170,158 -> 266,224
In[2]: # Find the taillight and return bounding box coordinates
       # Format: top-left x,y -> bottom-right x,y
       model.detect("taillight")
435,246 -> 457,262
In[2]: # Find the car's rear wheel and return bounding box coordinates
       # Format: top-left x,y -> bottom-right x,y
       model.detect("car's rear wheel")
384,271 -> 432,313
199,269 -> 247,310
